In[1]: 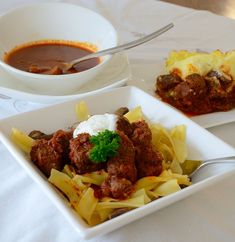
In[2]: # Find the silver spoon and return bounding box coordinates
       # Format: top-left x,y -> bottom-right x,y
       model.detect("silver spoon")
188,156 -> 235,179
62,23 -> 174,72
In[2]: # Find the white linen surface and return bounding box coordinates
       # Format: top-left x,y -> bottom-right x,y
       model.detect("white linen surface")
0,1 -> 235,242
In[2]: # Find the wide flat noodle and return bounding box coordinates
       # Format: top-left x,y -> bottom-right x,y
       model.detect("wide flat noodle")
160,169 -> 191,186
151,123 -> 173,150
11,128 -> 35,154
96,208 -> 114,223
135,176 -> 169,191
75,101 -> 90,121
73,170 -> 108,186
46,163 -> 191,225
75,187 -> 98,225
151,123 -> 176,170
170,125 -> 187,163
170,159 -> 183,175
131,188 -> 151,204
96,195 -> 145,210
82,170 -> 108,185
62,164 -> 76,178
152,179 -> 181,197
150,123 -> 188,174
72,176 -> 87,191
49,169 -> 81,204
124,106 -> 143,123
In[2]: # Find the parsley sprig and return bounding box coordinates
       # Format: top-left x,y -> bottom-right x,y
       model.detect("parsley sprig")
89,130 -> 120,163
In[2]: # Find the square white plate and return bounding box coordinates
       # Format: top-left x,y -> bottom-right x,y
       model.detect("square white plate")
0,86 -> 235,239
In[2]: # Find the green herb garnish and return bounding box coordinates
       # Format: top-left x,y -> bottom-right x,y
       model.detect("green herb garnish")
89,130 -> 120,163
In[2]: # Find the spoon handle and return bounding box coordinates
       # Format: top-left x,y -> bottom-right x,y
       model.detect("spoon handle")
69,23 -> 174,67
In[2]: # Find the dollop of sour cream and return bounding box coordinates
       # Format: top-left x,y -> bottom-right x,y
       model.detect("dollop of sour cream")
73,113 -> 118,138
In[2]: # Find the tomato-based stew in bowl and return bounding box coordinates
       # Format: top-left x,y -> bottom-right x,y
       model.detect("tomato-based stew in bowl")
4,40 -> 100,75
0,2 -> 118,94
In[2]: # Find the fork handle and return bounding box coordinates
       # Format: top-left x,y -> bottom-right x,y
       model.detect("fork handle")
189,156 -> 235,178
204,156 -> 235,163
196,156 -> 235,172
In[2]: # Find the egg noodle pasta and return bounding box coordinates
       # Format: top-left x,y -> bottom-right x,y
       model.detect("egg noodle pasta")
75,100 -> 90,121
48,169 -> 81,204
124,106 -> 143,123
74,171 -> 108,186
11,103 -> 193,226
11,128 -> 35,154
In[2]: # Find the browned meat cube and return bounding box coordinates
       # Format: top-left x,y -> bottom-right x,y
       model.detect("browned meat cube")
135,145 -> 163,178
107,131 -> 137,182
101,175 -> 134,199
69,133 -> 104,174
101,131 -> 137,199
131,120 -> 152,146
157,74 -> 182,91
49,130 -> 72,161
116,116 -> 133,137
30,139 -> 63,177
131,120 -> 163,178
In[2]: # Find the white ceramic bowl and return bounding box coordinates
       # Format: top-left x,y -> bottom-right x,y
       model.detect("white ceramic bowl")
0,3 -> 118,95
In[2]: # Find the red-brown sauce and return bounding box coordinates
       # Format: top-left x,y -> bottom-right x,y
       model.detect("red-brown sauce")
4,40 -> 100,75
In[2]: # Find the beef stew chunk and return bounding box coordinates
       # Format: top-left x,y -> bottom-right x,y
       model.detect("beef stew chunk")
116,116 -> 133,137
101,176 -> 134,199
101,131 -> 137,199
156,72 -> 235,115
30,139 -> 63,177
131,120 -> 163,178
49,130 -> 72,161
29,130 -> 53,140
106,131 -> 137,183
69,133 -> 104,174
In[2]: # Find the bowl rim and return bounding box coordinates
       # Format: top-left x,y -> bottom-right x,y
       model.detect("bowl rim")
0,2 -> 118,79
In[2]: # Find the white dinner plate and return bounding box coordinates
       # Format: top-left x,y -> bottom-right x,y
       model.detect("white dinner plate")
0,53 -> 130,104
131,62 -> 235,128
0,86 -> 235,239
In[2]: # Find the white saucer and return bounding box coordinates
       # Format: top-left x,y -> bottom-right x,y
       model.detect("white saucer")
0,53 -> 130,104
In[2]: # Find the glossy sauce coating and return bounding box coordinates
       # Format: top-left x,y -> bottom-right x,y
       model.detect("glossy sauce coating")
4,41 -> 100,75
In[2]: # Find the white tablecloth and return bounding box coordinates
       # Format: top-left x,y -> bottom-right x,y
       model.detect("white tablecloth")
1,1 -> 235,241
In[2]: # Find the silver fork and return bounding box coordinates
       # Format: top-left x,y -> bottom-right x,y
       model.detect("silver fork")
189,156 -> 235,179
